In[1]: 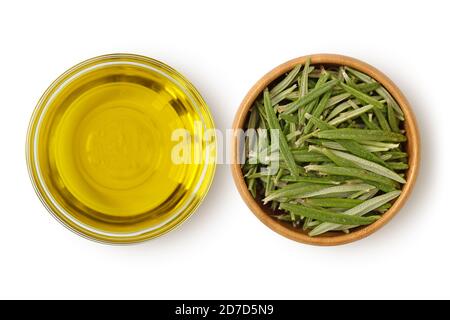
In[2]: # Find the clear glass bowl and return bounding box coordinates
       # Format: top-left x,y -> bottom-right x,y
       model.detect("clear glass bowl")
27,54 -> 216,244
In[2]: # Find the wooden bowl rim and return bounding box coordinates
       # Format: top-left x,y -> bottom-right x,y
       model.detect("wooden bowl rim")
231,54 -> 420,246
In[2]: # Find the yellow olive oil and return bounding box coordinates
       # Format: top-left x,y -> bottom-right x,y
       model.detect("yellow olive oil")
27,55 -> 215,242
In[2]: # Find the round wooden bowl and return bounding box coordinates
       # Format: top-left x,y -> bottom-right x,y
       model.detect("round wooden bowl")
231,54 -> 420,246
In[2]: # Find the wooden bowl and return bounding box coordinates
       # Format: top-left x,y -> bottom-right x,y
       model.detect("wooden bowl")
231,54 -> 420,246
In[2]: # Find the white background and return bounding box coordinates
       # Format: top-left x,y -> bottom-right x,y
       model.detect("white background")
0,0 -> 448,299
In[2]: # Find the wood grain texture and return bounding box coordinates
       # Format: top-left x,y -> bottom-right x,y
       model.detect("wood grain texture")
231,54 -> 420,246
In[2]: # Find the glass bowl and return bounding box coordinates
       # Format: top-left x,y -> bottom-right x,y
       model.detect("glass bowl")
27,53 -> 216,244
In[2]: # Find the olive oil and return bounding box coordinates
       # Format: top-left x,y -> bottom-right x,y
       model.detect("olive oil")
27,54 -> 216,243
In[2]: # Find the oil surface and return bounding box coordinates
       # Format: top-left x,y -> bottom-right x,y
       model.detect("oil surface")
29,56 -> 215,241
